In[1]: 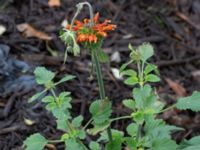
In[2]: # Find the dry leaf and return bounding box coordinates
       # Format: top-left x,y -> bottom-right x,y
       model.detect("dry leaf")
165,78 -> 187,97
17,23 -> 52,40
48,0 -> 61,7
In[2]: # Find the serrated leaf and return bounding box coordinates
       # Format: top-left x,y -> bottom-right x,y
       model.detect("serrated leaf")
121,69 -> 137,76
42,96 -> 54,103
34,67 -> 55,85
98,129 -> 124,142
133,85 -> 152,109
178,136 -> 200,150
89,141 -> 100,150
145,74 -> 160,82
175,91 -> 200,111
56,119 -> 67,131
55,75 -> 75,86
138,43 -> 154,62
126,123 -> 138,137
24,133 -> 48,150
65,138 -> 84,150
124,76 -> 138,85
144,64 -> 157,75
89,99 -> 112,125
72,115 -> 83,128
88,121 -> 110,135
152,138 -> 177,150
122,99 -> 135,110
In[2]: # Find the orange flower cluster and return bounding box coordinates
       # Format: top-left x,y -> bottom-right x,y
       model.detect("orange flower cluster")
67,13 -> 116,43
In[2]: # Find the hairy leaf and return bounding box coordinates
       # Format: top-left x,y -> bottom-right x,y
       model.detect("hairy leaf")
24,133 -> 48,150
138,43 -> 154,62
175,91 -> 200,111
34,67 -> 55,85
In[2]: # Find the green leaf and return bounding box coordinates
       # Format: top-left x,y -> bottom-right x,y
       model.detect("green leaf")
128,43 -> 135,51
152,138 -> 177,150
122,99 -> 136,110
133,85 -> 152,109
29,89 -> 47,102
175,91 -> 200,112
126,123 -> 138,137
124,76 -> 138,85
72,115 -> 83,128
42,96 -> 54,103
144,64 -> 157,75
178,136 -> 200,150
138,43 -> 154,62
55,75 -> 75,85
144,117 -> 183,140
34,67 -> 55,85
119,60 -> 133,73
88,121 -> 110,135
89,99 -> 112,125
98,49 -> 109,63
24,133 -> 48,150
121,69 -> 137,76
65,138 -> 84,150
145,74 -> 160,82
56,119 -> 67,131
89,141 -> 100,150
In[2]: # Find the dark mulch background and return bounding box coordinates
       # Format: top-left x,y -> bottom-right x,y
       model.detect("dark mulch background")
0,0 -> 200,149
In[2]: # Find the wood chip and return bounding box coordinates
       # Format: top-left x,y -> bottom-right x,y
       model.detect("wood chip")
48,0 -> 61,7
17,23 -> 52,40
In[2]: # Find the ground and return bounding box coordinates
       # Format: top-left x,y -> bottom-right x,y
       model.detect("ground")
0,0 -> 200,149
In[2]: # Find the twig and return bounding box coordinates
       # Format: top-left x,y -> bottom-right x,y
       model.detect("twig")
156,54 -> 200,68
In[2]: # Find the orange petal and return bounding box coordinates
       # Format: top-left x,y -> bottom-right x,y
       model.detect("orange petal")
93,12 -> 99,23
84,18 -> 89,24
97,31 -> 107,37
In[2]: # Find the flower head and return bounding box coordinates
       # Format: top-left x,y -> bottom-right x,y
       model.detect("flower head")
67,12 -> 116,44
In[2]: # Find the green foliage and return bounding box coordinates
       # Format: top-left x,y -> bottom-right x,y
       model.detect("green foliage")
122,99 -> 136,110
126,123 -> 138,137
72,115 -> 83,128
89,98 -> 112,125
23,133 -> 48,150
34,67 -> 55,85
175,91 -> 200,112
89,141 -> 101,150
24,39 -> 200,150
97,49 -> 109,63
178,136 -> 200,150
138,43 -> 154,62
151,138 -> 178,150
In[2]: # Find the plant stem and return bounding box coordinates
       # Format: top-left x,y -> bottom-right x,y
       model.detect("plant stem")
159,104 -> 176,113
83,118 -> 93,130
111,115 -> 132,122
48,139 -> 63,144
92,50 -> 113,142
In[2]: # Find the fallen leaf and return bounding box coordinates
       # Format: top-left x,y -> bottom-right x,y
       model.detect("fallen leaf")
17,23 -> 52,40
48,0 -> 61,7
165,78 -> 187,97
